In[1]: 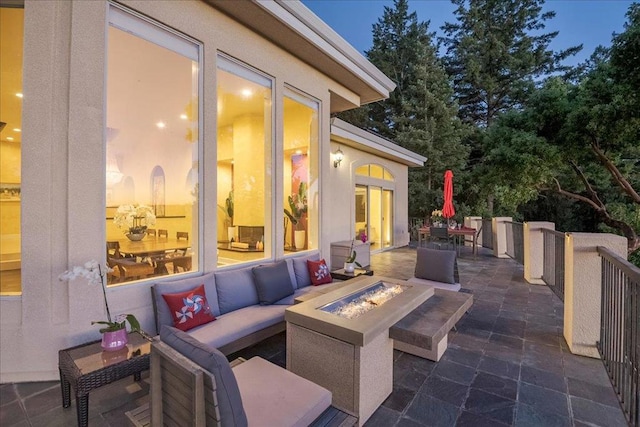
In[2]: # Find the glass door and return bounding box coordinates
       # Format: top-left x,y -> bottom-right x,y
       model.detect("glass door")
382,189 -> 393,249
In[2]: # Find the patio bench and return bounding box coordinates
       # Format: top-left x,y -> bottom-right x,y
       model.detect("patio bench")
390,288 -> 473,361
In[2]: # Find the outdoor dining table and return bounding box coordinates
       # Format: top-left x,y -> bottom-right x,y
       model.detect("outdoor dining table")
418,226 -> 478,256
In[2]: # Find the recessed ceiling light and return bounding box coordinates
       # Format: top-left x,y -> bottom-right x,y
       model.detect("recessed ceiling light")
180,114 -> 188,120
295,150 -> 302,155
241,89 -> 253,98
6,137 -> 14,141
156,122 -> 166,129
16,93 -> 23,98
13,128 -> 21,132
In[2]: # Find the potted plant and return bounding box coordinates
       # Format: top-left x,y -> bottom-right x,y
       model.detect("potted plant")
344,240 -> 362,273
284,182 -> 308,249
225,191 -> 235,242
59,260 -> 141,351
113,204 -> 156,241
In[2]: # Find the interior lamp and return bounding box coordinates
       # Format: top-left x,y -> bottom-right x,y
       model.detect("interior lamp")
333,147 -> 344,168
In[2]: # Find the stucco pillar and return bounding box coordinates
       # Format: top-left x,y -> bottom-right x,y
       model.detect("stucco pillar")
523,222 -> 555,285
492,217 -> 512,258
564,233 -> 627,358
464,216 -> 482,246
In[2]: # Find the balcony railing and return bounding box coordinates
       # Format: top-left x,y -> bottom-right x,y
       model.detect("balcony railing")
505,221 -> 524,265
482,219 -> 493,250
597,246 -> 640,427
542,228 -> 565,301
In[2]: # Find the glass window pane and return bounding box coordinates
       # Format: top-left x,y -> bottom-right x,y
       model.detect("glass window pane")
370,164 -> 384,179
284,91 -> 319,253
106,19 -> 200,284
0,5 -> 23,295
217,58 -> 272,266
355,165 -> 369,176
383,169 -> 394,181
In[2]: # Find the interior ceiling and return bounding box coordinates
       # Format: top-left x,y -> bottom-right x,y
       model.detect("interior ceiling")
0,6 -> 23,145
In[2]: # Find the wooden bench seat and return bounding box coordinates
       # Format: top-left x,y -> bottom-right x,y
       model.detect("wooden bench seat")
390,289 -> 473,361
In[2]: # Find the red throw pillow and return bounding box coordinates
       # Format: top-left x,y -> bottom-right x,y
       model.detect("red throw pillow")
162,284 -> 216,331
307,259 -> 332,286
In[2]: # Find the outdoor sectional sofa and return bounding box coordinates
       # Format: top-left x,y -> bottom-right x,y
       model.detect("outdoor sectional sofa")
151,252 -> 322,356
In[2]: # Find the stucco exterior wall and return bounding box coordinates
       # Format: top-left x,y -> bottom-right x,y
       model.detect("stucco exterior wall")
325,141 -> 411,257
0,0 -> 371,382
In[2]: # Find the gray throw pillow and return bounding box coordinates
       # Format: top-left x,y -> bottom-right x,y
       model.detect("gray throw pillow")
151,272 -> 219,334
292,253 -> 320,288
160,326 -> 248,427
215,266 -> 260,314
252,261 -> 295,305
414,247 -> 456,284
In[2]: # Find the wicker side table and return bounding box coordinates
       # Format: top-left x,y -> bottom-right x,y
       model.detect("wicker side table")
58,331 -> 152,427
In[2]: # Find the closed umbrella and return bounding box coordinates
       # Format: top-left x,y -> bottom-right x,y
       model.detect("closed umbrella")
442,170 -> 455,222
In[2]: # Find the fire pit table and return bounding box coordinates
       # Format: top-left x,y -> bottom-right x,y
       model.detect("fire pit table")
285,275 -> 433,425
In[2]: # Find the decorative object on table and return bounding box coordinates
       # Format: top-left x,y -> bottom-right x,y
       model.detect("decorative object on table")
344,240 -> 362,273
284,182 -> 307,249
431,209 -> 444,226
59,260 -> 141,351
442,170 -> 456,227
113,204 -> 156,241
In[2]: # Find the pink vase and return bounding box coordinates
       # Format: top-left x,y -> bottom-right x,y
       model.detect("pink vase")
101,329 -> 128,352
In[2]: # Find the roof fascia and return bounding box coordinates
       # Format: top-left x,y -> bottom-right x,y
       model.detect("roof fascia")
331,118 -> 427,167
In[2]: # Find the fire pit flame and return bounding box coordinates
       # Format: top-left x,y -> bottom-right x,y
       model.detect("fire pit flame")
320,282 -> 406,319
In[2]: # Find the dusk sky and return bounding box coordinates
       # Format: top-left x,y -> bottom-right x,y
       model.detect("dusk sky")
301,0 -> 635,67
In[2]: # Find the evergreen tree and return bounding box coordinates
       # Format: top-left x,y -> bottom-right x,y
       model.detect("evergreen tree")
441,0 -> 581,128
347,0 -> 469,217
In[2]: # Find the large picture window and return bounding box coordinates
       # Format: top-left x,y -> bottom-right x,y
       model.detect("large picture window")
105,5 -> 201,284
283,89 -> 319,253
216,56 -> 272,266
0,3 -> 24,295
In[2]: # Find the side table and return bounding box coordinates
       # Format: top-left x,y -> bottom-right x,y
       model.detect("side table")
330,267 -> 374,281
58,331 -> 152,427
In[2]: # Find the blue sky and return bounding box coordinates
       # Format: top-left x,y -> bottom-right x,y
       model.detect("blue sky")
301,0 -> 635,66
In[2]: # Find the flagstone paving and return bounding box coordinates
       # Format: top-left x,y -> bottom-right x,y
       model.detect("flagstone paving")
0,246 -> 627,426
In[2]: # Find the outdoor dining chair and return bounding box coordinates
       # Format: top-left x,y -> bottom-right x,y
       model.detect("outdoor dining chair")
429,226 -> 454,250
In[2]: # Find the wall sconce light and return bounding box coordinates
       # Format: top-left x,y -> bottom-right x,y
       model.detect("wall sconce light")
333,147 -> 344,168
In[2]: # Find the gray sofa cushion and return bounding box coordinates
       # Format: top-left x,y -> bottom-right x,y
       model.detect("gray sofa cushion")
292,253 -> 320,289
160,326 -> 248,427
252,261 -> 294,305
188,304 -> 286,349
414,247 -> 456,284
152,272 -> 219,334
215,266 -> 260,314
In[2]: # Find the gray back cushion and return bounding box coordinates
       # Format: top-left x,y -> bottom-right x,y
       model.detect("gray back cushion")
414,247 -> 456,284
160,326 -> 248,427
252,261 -> 294,305
292,253 -> 320,289
152,273 -> 219,334
215,266 -> 260,314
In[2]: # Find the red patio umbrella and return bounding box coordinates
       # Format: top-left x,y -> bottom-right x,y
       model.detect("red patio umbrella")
442,170 -> 455,220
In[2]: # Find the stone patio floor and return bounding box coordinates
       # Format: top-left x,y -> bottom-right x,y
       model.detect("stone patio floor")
0,245 -> 628,426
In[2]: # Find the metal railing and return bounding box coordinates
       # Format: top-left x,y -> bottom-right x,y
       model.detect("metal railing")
408,217 -> 426,242
542,228 -> 565,301
505,221 -> 524,265
482,219 -> 493,250
597,246 -> 640,427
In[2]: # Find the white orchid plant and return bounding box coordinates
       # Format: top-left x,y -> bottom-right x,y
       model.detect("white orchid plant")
113,204 -> 156,235
59,260 -> 141,333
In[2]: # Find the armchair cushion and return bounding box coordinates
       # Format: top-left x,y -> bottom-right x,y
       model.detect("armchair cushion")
252,261 -> 295,305
215,266 -> 260,314
160,326 -> 248,427
292,253 -> 320,289
414,247 -> 456,284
